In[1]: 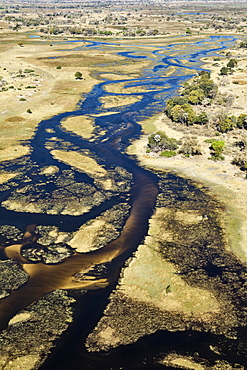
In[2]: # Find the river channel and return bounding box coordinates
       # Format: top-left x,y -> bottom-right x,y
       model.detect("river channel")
1,35 -> 246,369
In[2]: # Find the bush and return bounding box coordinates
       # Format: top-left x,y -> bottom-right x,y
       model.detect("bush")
216,114 -> 236,133
169,103 -> 197,125
160,150 -> 176,157
232,151 -> 247,171
210,140 -> 225,159
237,114 -> 247,129
24,69 -> 34,73
196,111 -> 208,125
179,137 -> 202,156
148,131 -> 178,152
27,108 -> 32,114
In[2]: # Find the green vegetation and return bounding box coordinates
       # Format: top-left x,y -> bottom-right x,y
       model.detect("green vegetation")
164,70 -> 247,135
147,132 -> 202,158
165,98 -> 209,126
210,140 -> 225,160
160,150 -> 176,157
220,66 -> 230,75
237,114 -> 247,129
240,41 -> 247,48
227,59 -> 237,69
75,71 -> 83,80
24,69 -> 34,73
147,131 -> 178,152
216,114 -> 236,133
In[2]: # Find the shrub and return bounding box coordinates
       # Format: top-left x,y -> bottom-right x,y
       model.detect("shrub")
216,114 -> 236,133
27,108 -> 32,114
160,150 -> 176,157
232,150 -> 247,170
148,131 -> 178,152
169,103 -> 197,125
179,137 -> 202,156
24,69 -> 34,73
196,111 -> 208,125
210,140 -> 225,159
237,114 -> 247,129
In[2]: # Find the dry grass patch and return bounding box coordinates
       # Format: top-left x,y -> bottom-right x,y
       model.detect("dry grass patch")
0,145 -> 30,162
104,81 -> 152,94
160,354 -> 206,370
100,95 -> 142,109
61,116 -> 95,139
0,171 -> 19,184
51,150 -> 107,178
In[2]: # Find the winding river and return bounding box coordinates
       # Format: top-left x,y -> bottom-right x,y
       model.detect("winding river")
0,35 -> 241,369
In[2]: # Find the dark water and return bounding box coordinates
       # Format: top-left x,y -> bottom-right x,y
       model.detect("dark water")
0,35 -> 241,368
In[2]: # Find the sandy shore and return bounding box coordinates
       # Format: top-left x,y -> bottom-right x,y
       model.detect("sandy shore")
128,112 -> 247,262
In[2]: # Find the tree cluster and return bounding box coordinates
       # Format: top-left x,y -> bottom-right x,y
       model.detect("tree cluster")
220,59 -> 238,76
164,70 -> 247,134
147,131 -> 202,158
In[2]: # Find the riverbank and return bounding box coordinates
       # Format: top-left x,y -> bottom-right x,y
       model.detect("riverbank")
128,114 -> 247,263
128,43 -> 247,262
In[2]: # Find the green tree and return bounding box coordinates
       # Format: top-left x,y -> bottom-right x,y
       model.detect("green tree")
75,71 -> 83,80
187,89 -> 205,104
170,103 -> 197,125
199,79 -> 218,98
227,59 -> 237,69
196,111 -> 209,125
148,131 -> 178,152
220,66 -> 229,75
